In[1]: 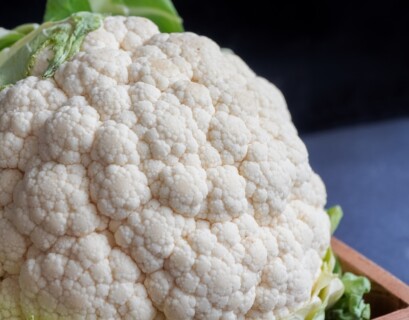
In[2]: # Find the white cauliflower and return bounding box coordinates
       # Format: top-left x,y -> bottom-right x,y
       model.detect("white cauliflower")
0,11 -> 332,320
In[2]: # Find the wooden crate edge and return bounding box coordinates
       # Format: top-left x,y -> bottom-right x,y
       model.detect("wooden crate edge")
372,307 -> 409,320
331,238 -> 409,304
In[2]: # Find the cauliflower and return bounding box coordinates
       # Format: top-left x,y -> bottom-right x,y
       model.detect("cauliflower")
0,3 -> 339,320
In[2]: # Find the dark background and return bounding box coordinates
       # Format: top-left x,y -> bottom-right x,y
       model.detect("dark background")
1,0 -> 408,133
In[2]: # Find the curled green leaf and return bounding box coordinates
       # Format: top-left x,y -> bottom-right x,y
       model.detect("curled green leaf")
0,12 -> 102,88
13,23 -> 40,35
44,0 -> 184,33
326,273 -> 371,320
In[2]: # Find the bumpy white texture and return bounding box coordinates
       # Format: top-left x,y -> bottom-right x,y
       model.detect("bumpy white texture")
20,233 -> 156,319
0,209 -> 28,278
0,277 -> 22,319
9,162 -> 103,251
0,16 -> 330,320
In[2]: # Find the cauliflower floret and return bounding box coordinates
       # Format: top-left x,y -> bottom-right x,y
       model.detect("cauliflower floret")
145,224 -> 267,320
0,209 -> 28,277
0,277 -> 22,320
0,15 -> 330,320
0,170 -> 29,278
39,104 -> 101,165
0,169 -> 22,207
154,164 -> 208,218
115,200 -> 195,274
89,163 -> 151,220
89,85 -> 131,121
201,165 -> 248,222
9,162 -> 102,251
91,121 -> 140,166
168,80 -> 215,134
209,111 -> 251,165
0,77 -> 67,171
240,142 -> 295,224
54,48 -> 132,97
19,233 -> 157,319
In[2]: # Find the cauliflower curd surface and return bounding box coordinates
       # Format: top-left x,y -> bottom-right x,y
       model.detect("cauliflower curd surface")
0,16 -> 330,320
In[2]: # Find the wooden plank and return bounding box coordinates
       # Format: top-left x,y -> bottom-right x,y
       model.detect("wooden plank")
373,307 -> 409,320
332,238 -> 409,304
332,238 -> 409,319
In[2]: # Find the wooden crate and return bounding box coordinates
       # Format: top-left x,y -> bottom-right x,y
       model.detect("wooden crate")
332,238 -> 409,320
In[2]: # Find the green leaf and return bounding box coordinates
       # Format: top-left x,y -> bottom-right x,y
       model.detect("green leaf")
44,0 -> 183,33
333,254 -> 343,276
326,273 -> 371,320
44,0 -> 92,22
342,273 -> 371,296
0,24 -> 39,52
0,29 -> 24,51
13,23 -> 40,35
0,12 -> 102,88
327,206 -> 344,235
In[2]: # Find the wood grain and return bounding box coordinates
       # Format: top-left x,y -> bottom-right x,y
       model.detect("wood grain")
374,308 -> 409,320
332,238 -> 409,320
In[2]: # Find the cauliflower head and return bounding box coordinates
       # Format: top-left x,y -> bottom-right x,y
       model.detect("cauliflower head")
0,14 -> 331,320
